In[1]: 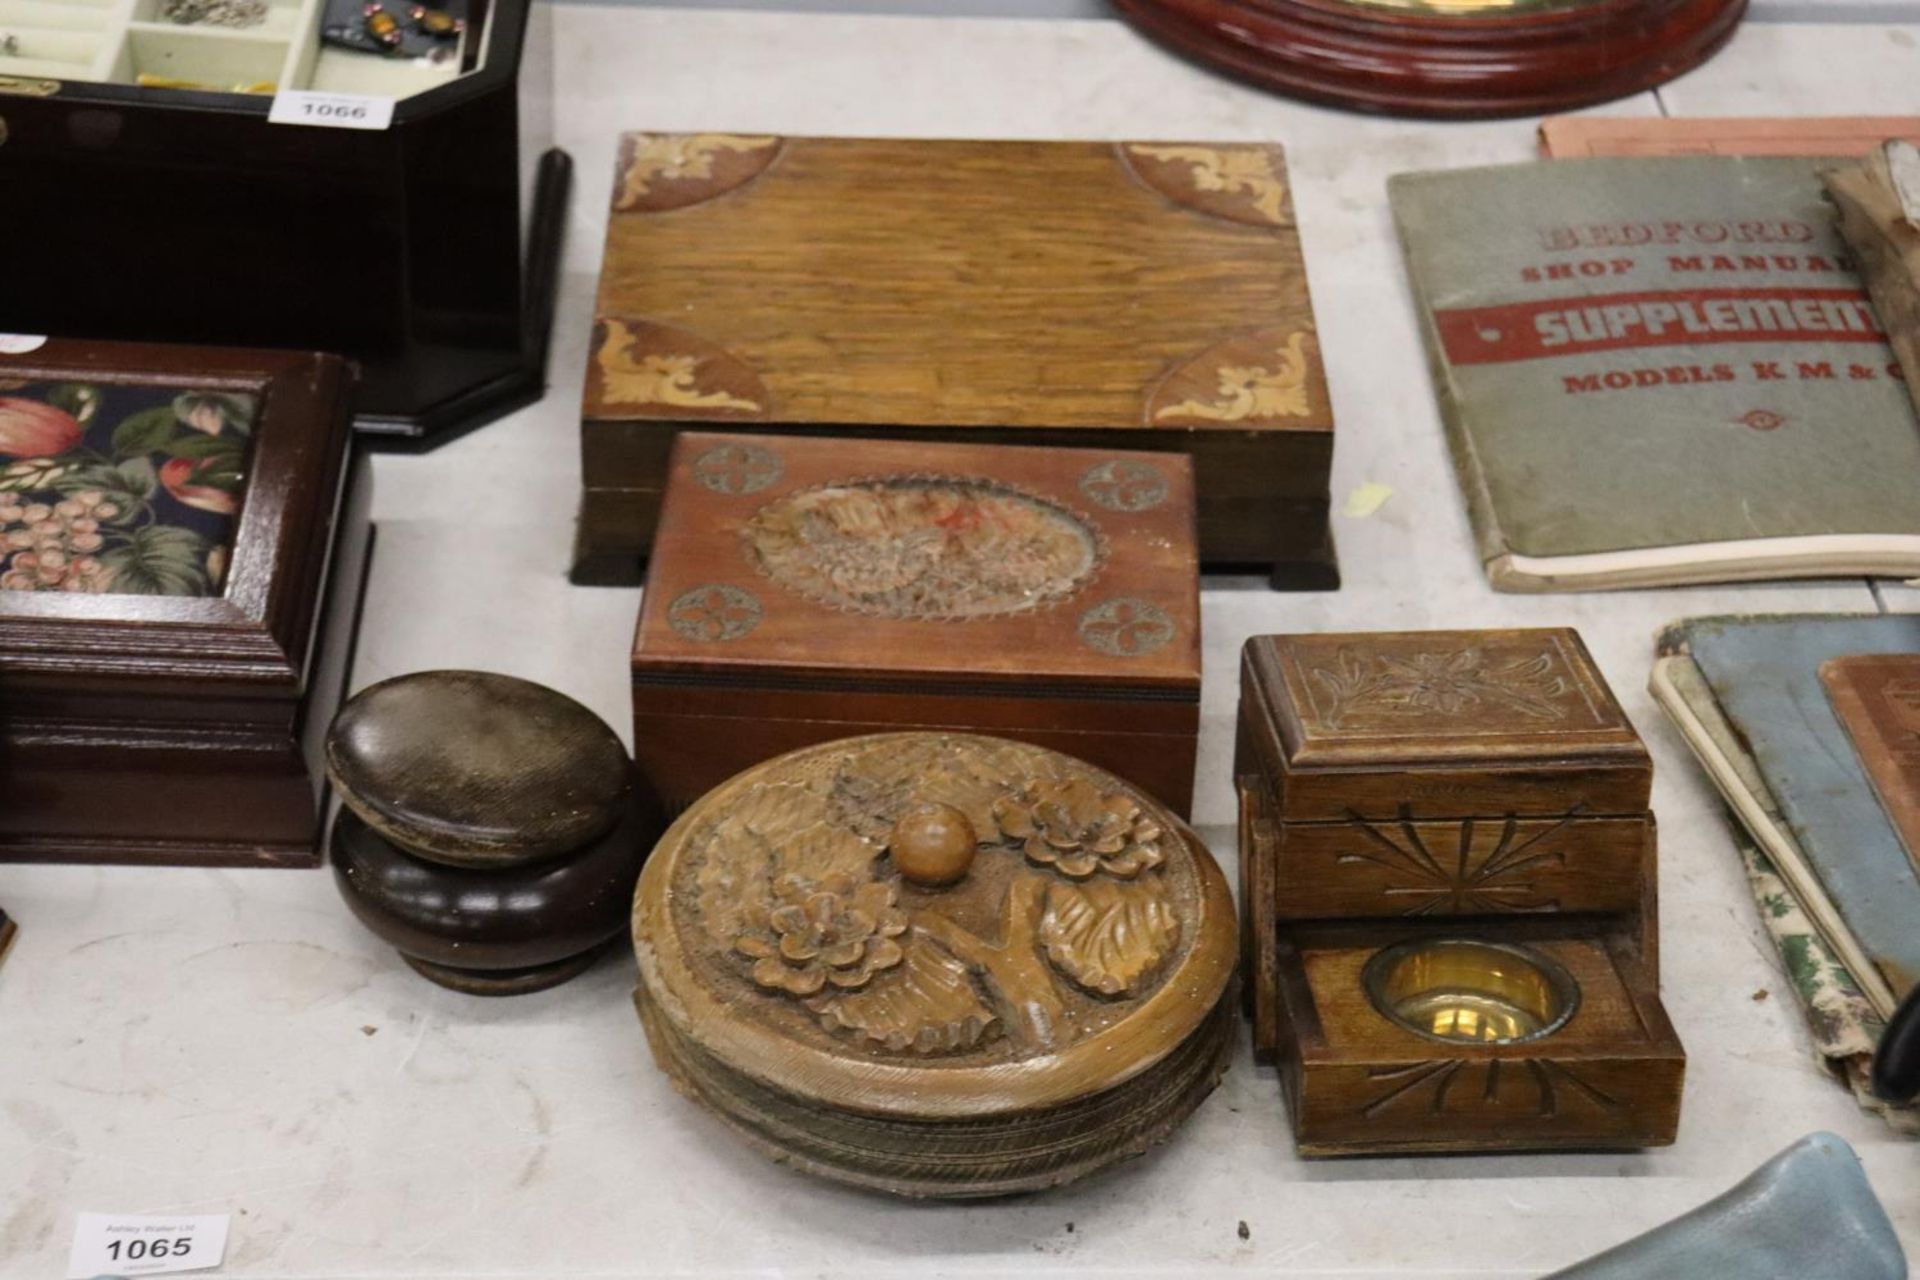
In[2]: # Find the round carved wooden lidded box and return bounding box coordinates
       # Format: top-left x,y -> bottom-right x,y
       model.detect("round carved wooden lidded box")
632,733 -> 1237,1197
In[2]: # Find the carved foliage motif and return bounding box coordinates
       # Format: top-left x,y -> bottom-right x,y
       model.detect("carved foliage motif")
681,737 -> 1187,1059
1335,808 -> 1577,916
743,477 -> 1103,620
613,133 -> 782,213
1121,143 -> 1292,228
667,584 -> 762,642
1078,598 -> 1176,658
1310,646 -> 1575,729
1078,459 -> 1168,512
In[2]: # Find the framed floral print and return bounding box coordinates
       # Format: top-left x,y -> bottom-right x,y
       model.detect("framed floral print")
0,338 -> 368,867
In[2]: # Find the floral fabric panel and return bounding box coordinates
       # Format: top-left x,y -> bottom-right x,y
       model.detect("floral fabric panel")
1735,832 -> 1919,1134
0,380 -> 254,596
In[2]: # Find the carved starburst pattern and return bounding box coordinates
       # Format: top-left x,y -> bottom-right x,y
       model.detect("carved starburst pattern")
1335,809 -> 1577,915
1359,1058 -> 1622,1119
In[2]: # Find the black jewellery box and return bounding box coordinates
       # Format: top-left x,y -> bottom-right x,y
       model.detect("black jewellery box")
0,0 -> 567,448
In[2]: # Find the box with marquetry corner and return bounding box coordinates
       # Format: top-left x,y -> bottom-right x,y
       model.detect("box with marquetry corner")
1234,628 -> 1684,1155
629,430 -> 1201,818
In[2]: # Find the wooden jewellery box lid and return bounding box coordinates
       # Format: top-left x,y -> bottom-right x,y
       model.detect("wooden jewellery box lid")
1240,628 -> 1651,821
632,432 -> 1200,708
0,337 -> 354,724
630,731 -> 1236,1197
584,134 -> 1332,444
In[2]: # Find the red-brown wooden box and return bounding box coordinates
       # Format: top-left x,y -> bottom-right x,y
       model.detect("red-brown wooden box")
630,432 -> 1200,815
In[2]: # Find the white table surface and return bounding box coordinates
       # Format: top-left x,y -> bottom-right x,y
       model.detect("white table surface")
5,10 -> 1920,1277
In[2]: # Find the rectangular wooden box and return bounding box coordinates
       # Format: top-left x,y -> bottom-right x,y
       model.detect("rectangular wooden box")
0,338 -> 371,866
576,134 -> 1336,588
1234,628 -> 1683,1154
630,431 -> 1200,815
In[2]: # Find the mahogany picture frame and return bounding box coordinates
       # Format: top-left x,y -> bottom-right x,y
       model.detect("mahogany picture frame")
0,338 -> 366,867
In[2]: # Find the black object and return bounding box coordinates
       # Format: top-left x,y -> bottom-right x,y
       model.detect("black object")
1871,983 -> 1920,1104
0,0 -> 567,450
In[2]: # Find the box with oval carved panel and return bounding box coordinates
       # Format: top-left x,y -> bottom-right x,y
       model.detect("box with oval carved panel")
631,432 -> 1200,816
1234,628 -> 1683,1155
576,133 -> 1335,589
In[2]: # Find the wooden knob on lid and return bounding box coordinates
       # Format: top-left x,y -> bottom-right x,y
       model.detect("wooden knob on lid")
889,802 -> 978,887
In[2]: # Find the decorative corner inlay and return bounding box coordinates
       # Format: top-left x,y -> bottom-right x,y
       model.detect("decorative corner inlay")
612,132 -> 782,213
592,319 -> 769,421
742,475 -> 1105,621
1078,598 -> 1175,658
1120,142 -> 1292,228
1078,459 -> 1169,513
667,584 -> 763,642
1150,330 -> 1317,426
1309,646 -> 1575,730
693,442 -> 782,495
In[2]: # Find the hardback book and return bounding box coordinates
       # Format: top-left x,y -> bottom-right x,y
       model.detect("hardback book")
0,338 -> 371,866
1391,157 -> 1920,591
1826,143 -> 1920,423
1650,614 -> 1920,1021
1539,116 -> 1920,159
630,432 -> 1201,816
577,134 -> 1335,589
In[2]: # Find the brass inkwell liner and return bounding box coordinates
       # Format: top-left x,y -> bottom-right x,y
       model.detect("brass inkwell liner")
1363,936 -> 1581,1046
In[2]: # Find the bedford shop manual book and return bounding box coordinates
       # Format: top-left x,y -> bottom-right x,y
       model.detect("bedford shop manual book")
1390,156 -> 1920,591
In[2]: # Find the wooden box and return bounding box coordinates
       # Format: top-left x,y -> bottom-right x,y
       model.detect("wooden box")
1234,628 -> 1684,1154
630,431 -> 1201,815
0,0 -> 566,446
576,134 -> 1336,588
0,338 -> 371,865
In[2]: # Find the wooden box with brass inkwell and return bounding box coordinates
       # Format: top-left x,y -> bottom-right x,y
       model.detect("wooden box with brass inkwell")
1234,628 -> 1684,1155
629,431 -> 1201,817
631,731 -> 1237,1197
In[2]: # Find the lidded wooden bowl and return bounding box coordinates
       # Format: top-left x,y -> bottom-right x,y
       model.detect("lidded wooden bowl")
631,732 -> 1237,1197
328,670 -> 659,995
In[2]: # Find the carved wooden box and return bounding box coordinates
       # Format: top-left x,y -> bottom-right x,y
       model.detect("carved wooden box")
630,432 -> 1201,815
632,732 -> 1237,1197
576,134 -> 1336,589
1234,629 -> 1684,1155
0,338 -> 370,866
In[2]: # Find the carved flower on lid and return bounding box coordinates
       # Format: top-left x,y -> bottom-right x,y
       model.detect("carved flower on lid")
735,874 -> 908,997
994,777 -> 1165,881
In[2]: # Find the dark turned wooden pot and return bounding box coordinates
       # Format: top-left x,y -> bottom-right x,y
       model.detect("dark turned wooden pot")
325,671 -> 662,995
1110,0 -> 1748,119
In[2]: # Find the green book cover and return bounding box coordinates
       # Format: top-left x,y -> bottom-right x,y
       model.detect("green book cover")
1390,156 -> 1920,591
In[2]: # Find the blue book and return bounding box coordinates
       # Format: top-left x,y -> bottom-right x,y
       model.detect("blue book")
1652,614 -> 1920,1018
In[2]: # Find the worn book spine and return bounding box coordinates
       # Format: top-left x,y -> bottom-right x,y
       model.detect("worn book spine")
1827,147 -> 1920,422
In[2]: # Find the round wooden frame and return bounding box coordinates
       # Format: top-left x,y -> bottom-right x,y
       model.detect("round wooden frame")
1111,0 -> 1749,119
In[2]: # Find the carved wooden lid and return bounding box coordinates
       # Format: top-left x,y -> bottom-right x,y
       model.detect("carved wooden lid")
1241,629 -> 1651,818
632,732 -> 1236,1196
326,671 -> 632,868
631,433 -> 1200,706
